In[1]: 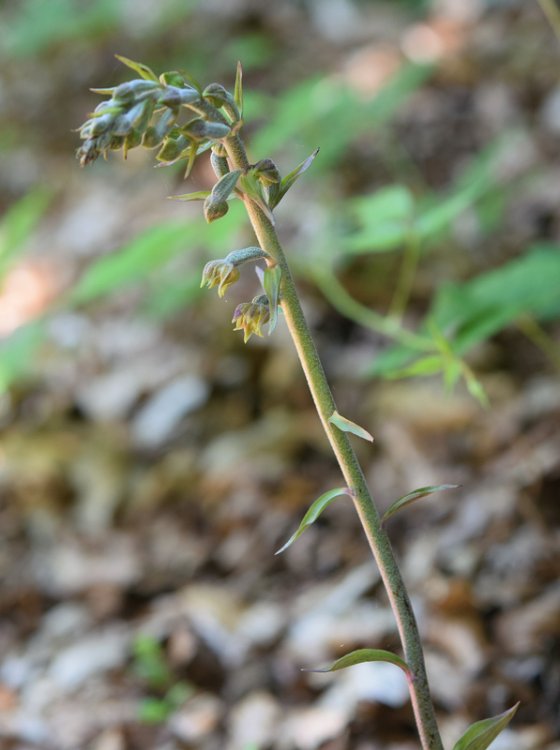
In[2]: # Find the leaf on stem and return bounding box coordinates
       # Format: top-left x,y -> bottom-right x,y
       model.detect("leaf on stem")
115,54 -> 158,82
263,265 -> 282,334
168,190 -> 211,202
382,484 -> 459,524
329,410 -> 373,442
452,703 -> 520,750
275,487 -> 349,554
272,148 -> 319,208
304,648 -> 409,675
234,61 -> 243,116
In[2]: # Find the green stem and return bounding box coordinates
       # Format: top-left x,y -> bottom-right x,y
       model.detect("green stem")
224,134 -> 443,750
389,229 -> 421,322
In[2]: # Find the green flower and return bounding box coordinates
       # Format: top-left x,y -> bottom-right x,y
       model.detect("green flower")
232,298 -> 270,342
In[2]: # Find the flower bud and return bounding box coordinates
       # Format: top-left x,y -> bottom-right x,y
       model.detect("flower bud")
113,79 -> 159,105
89,112 -> 116,136
159,85 -> 199,107
253,159 -> 281,186
203,195 -> 229,223
202,83 -> 230,107
210,149 -> 230,179
183,119 -> 231,141
156,135 -> 188,162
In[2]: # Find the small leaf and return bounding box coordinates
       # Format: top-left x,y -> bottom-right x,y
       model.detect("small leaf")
275,487 -> 349,555
115,54 -> 158,82
386,354 -> 444,379
452,703 -> 520,750
382,484 -> 459,524
273,148 -> 319,207
168,190 -> 211,202
234,61 -> 243,116
329,410 -> 373,442
263,265 -> 282,334
305,648 -> 409,675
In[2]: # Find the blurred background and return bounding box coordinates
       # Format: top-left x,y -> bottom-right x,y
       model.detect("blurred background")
0,1 -> 559,748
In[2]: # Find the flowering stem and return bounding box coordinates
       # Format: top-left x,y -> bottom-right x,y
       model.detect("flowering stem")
224,134 -> 443,750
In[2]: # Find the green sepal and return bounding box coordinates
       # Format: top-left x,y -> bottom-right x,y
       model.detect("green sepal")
168,190 -> 211,202
115,54 -> 158,82
452,704 -> 520,750
272,148 -> 319,208
329,410 -> 373,442
304,648 -> 410,676
275,487 -> 349,555
234,61 -> 243,117
238,172 -> 275,224
263,265 -> 282,335
381,484 -> 459,524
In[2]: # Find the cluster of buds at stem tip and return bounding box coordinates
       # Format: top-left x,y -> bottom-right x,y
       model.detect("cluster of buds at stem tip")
201,247 -> 269,297
76,56 -> 241,170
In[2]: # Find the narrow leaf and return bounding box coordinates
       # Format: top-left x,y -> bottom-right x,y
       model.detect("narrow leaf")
168,190 -> 211,202
329,410 -> 373,442
306,648 -> 409,675
275,487 -> 349,555
263,265 -> 282,335
382,484 -> 459,524
115,54 -> 158,82
273,148 -> 319,207
452,703 -> 520,750
234,61 -> 243,116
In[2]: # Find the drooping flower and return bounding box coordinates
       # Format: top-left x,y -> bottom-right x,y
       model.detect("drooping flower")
232,297 -> 270,342
200,260 -> 240,298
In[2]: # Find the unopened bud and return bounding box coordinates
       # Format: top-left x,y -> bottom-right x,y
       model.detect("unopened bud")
159,85 -> 199,107
203,195 -> 229,223
183,118 -> 231,141
253,159 -> 281,185
157,135 -> 188,162
113,79 -> 159,105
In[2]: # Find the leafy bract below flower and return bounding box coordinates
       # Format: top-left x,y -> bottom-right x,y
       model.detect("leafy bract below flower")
232,299 -> 270,342
200,260 -> 240,298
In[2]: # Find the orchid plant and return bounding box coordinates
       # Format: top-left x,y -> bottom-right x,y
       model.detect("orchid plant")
77,57 -> 518,750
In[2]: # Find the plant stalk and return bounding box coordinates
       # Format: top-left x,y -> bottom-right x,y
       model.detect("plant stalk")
225,134 -> 443,750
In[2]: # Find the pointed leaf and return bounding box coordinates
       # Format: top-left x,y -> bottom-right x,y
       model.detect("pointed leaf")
329,410 -> 373,442
168,190 -> 211,202
115,54 -> 158,82
275,487 -> 349,555
306,648 -> 409,675
382,484 -> 459,523
263,265 -> 282,335
234,61 -> 243,116
452,703 -> 520,750
273,148 -> 319,207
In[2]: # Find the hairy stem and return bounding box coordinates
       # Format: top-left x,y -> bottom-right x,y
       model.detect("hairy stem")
224,134 -> 443,750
